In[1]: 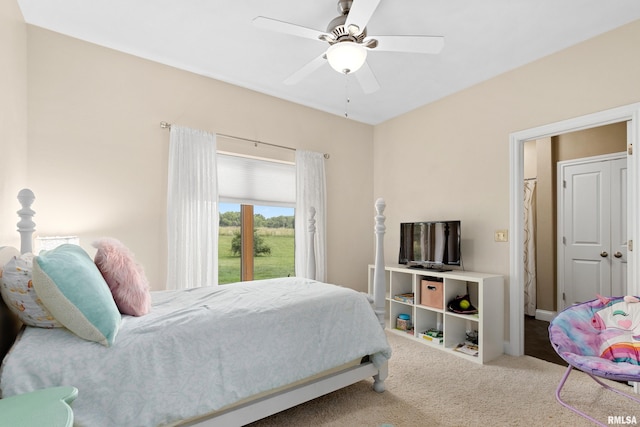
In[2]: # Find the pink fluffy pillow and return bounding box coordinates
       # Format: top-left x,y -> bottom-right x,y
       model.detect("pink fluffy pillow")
93,238 -> 151,316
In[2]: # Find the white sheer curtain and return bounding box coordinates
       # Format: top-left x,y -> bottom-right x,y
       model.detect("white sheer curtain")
167,126 -> 218,289
523,179 -> 537,316
295,150 -> 326,281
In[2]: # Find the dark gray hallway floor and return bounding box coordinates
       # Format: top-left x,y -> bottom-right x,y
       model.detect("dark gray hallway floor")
524,316 -> 565,366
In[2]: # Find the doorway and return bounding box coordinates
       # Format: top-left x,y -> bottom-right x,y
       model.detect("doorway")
508,102 -> 640,357
522,130 -> 626,363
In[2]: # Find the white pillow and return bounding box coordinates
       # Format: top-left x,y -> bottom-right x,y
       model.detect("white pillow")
0,250 -> 62,328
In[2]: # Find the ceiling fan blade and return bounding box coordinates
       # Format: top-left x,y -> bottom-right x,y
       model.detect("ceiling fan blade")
355,62 -> 380,94
370,35 -> 445,54
345,0 -> 381,34
284,54 -> 327,85
253,16 -> 327,41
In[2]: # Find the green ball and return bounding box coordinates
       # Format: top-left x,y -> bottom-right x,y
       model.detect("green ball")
459,299 -> 470,310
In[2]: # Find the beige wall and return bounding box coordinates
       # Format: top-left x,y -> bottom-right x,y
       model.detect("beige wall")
25,26 -> 374,291
0,0 -> 28,247
554,122 -> 627,161
533,138 -> 555,312
374,19 -> 640,342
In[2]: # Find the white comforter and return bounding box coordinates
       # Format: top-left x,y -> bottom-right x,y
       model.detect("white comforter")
0,277 -> 391,427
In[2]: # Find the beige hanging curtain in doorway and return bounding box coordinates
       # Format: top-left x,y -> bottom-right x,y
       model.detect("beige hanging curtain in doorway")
523,179 -> 537,316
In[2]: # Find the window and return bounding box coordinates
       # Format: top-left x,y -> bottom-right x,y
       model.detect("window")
218,203 -> 295,284
217,154 -> 296,284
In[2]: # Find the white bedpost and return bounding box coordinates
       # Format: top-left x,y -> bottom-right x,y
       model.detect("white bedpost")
371,198 -> 387,393
373,198 -> 386,329
307,207 -> 317,280
16,189 -> 35,255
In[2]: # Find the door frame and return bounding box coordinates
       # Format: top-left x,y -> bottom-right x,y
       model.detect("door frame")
508,102 -> 640,356
557,152 -> 627,310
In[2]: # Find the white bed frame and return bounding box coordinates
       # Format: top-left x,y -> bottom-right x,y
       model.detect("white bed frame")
4,190 -> 388,427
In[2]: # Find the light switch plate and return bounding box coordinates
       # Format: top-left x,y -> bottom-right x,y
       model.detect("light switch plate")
495,230 -> 509,242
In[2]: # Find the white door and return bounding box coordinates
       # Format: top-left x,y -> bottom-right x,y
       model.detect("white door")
558,153 -> 627,309
610,157 -> 628,296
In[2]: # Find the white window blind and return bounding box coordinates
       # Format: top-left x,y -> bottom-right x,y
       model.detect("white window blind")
218,153 -> 296,207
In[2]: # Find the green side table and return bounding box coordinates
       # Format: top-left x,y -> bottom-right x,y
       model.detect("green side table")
0,386 -> 78,427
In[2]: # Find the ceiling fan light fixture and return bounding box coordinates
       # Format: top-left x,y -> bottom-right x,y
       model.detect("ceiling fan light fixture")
326,41 -> 367,74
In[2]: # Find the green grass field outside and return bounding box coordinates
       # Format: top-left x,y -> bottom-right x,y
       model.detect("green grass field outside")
218,227 -> 295,284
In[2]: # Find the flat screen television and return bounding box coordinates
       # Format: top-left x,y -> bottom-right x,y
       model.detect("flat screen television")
399,221 -> 461,270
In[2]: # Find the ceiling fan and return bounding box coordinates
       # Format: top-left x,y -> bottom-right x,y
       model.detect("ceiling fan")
253,0 -> 444,94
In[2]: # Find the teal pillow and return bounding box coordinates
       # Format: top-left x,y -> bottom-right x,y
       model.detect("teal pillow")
33,244 -> 121,346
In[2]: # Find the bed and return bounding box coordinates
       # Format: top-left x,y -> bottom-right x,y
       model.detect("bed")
0,189 -> 390,427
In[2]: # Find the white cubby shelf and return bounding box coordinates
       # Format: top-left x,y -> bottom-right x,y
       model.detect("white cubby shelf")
368,265 -> 504,364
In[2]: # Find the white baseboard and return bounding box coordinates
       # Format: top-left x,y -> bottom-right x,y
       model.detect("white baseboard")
534,309 -> 556,322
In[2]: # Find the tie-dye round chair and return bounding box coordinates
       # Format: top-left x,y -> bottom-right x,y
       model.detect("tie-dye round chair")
549,295 -> 640,426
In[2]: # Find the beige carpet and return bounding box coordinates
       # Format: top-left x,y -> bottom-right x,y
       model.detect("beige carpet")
249,331 -> 640,426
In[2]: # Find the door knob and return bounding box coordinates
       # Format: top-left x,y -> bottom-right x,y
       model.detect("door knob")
614,251 -> 623,258
600,251 -> 608,257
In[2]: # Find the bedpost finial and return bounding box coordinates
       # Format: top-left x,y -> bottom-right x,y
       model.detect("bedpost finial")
16,189 -> 35,254
375,198 -> 385,215
17,188 -> 35,207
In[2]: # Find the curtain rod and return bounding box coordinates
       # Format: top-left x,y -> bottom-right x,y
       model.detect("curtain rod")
160,121 -> 329,159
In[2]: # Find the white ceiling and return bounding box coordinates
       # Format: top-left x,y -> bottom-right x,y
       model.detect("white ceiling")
17,0 -> 640,125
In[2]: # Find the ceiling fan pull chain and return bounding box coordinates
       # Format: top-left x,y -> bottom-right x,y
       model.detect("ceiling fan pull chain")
344,72 -> 350,118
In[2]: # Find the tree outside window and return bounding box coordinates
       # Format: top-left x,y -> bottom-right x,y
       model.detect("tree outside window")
218,203 -> 295,284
